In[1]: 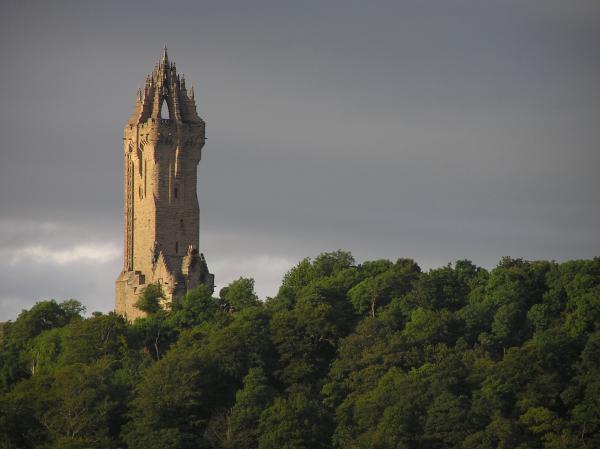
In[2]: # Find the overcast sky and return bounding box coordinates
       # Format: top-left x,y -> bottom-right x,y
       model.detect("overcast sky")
0,0 -> 599,320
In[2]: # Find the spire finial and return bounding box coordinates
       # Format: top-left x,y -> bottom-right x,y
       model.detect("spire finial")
189,85 -> 195,100
162,45 -> 169,65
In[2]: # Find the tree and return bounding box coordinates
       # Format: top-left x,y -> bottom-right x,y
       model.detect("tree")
122,344 -> 206,449
58,313 -> 128,365
0,300 -> 84,390
3,357 -> 122,449
169,284 -> 220,330
349,259 -> 420,318
222,367 -> 277,449
2,254 -> 600,448
134,283 -> 164,315
258,390 -> 330,449
423,392 -> 470,448
277,251 -> 355,305
220,278 -> 259,312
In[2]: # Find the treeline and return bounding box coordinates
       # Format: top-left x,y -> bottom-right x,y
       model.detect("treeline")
1,252 -> 599,449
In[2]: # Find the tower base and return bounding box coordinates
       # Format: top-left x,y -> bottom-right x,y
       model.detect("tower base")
115,251 -> 213,321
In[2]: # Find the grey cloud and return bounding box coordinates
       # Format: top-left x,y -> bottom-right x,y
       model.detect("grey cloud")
0,0 -> 599,320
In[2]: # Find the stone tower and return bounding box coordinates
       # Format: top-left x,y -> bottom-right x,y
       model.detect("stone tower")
115,47 -> 213,320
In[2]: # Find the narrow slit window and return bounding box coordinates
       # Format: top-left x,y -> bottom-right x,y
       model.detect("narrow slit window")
174,187 -> 178,198
175,241 -> 179,254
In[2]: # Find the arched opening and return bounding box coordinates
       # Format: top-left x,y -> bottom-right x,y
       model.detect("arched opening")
160,99 -> 170,119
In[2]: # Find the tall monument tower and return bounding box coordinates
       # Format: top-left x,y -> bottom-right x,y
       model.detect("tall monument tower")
116,48 -> 213,320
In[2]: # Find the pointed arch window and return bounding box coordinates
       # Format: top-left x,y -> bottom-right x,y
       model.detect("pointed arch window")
160,99 -> 170,119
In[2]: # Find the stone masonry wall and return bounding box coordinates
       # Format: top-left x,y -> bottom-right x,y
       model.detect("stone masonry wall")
115,49 -> 212,320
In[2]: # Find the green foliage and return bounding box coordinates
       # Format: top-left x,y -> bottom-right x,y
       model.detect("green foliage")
348,258 -> 420,318
1,254 -> 600,448
220,277 -> 259,312
0,299 -> 85,391
277,250 -> 355,305
169,283 -> 220,330
226,367 -> 276,448
134,283 -> 164,315
258,389 -> 330,449
122,343 -> 205,449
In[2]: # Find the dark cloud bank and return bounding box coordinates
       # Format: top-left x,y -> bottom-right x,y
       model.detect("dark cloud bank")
0,0 -> 599,320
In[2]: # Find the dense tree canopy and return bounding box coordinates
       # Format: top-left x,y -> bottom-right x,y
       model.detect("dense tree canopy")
1,253 -> 599,448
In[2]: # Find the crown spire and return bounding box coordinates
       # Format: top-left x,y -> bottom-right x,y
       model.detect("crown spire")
128,48 -> 202,125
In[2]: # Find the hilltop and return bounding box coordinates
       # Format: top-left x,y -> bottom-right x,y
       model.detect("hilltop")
1,251 -> 599,449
